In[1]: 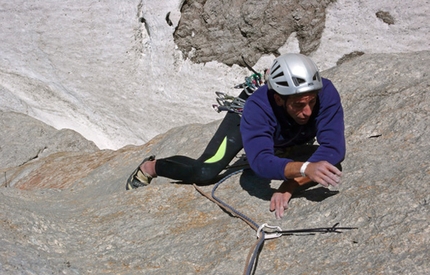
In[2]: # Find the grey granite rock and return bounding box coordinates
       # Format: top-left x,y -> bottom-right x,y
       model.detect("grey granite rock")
174,0 -> 334,66
0,111 -> 99,170
0,52 -> 429,274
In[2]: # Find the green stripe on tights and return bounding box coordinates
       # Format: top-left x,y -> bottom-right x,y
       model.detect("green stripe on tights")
204,136 -> 227,164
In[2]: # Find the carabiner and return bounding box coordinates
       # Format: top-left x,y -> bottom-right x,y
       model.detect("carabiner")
256,223 -> 282,240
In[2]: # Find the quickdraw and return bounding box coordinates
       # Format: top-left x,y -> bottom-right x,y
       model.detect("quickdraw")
212,92 -> 246,114
212,70 -> 264,115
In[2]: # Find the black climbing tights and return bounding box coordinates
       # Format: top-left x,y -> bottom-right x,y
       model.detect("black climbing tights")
154,91 -> 248,184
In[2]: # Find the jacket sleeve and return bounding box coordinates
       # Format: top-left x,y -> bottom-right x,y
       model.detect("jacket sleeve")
308,79 -> 346,165
240,97 -> 291,181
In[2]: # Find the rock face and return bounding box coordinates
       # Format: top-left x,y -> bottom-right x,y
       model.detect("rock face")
1,1 -> 428,150
0,51 -> 429,274
174,0 -> 334,66
0,112 -> 98,170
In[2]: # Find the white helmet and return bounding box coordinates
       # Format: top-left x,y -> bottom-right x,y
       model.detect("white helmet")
267,53 -> 323,96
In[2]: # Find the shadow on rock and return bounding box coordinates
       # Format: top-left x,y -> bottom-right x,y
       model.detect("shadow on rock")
294,185 -> 339,202
240,171 -> 339,203
239,168 -> 274,201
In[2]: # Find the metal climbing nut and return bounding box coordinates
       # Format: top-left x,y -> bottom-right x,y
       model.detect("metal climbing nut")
257,223 -> 282,239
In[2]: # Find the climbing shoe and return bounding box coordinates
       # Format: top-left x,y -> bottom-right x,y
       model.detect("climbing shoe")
126,155 -> 155,190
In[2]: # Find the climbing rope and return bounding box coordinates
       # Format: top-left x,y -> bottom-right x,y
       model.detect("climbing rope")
193,169 -> 357,275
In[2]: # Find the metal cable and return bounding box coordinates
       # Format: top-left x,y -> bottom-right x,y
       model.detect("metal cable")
194,169 -> 357,275
193,169 -> 264,275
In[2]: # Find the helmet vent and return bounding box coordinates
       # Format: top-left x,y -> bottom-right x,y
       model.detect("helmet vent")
292,77 -> 306,86
276,81 -> 290,87
273,71 -> 284,79
271,62 -> 280,73
313,72 -> 320,81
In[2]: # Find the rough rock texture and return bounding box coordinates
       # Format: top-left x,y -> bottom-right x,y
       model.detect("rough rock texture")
0,112 -> 98,170
1,51 -> 429,274
174,0 -> 335,66
1,1 -> 428,150
376,10 -> 395,25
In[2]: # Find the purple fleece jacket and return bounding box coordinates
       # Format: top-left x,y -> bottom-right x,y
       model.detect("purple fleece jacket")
240,78 -> 345,181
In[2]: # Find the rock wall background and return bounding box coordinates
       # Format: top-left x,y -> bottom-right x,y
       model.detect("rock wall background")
0,0 -> 428,149
1,0 -> 429,274
174,0 -> 334,66
1,51 -> 429,274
